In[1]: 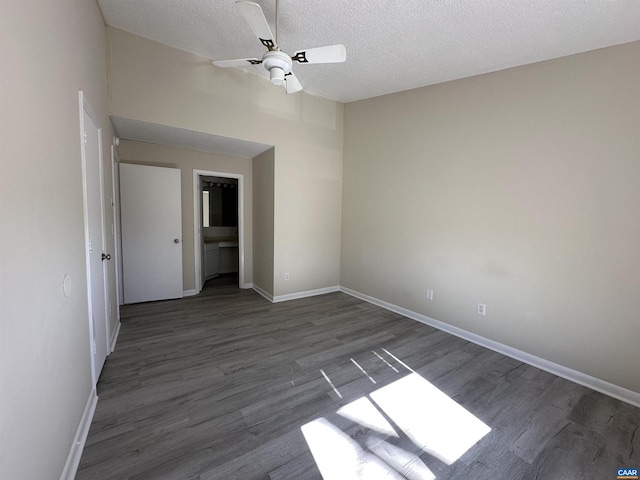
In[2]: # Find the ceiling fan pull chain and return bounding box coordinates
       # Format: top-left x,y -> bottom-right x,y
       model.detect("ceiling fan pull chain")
275,0 -> 279,47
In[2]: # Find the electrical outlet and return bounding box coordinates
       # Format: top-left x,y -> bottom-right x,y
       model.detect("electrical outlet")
284,273 -> 289,281
426,288 -> 433,301
477,303 -> 486,316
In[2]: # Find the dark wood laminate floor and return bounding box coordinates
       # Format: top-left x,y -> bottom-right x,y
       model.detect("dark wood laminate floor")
77,285 -> 640,479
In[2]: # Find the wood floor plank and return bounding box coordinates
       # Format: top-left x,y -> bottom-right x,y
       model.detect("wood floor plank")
76,285 -> 640,479
268,452 -> 321,480
525,422 -> 620,480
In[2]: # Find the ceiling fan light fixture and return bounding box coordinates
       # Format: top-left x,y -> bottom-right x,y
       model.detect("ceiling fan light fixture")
270,67 -> 285,85
212,1 -> 346,94
262,50 -> 292,86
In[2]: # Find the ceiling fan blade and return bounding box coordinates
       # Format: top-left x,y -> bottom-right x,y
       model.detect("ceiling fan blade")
236,1 -> 277,50
291,44 -> 346,64
212,58 -> 262,68
284,72 -> 303,94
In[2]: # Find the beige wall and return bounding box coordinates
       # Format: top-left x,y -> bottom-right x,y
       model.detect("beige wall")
3,8 -> 636,478
117,141 -> 254,291
107,28 -> 344,297
342,41 -> 640,394
0,1 -> 115,478
253,148 -> 276,294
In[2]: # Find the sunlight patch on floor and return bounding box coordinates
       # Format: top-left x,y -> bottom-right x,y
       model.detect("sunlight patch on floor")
370,372 -> 491,465
301,418 -> 407,480
337,396 -> 398,438
301,349 -> 491,479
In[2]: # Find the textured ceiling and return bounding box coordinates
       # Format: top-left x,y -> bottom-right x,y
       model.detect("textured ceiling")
98,0 -> 640,103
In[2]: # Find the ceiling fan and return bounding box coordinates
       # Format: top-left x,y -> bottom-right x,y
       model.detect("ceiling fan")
212,0 -> 346,94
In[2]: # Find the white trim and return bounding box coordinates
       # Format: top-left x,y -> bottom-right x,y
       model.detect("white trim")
110,142 -> 124,307
95,113 -> 109,357
79,91 -> 110,387
59,388 -> 98,480
241,282 -> 253,289
193,170 -> 245,295
109,320 -> 121,353
79,92 -> 97,387
193,171 -> 203,293
273,286 -> 340,303
252,284 -> 274,302
183,289 -> 197,297
339,286 -> 640,408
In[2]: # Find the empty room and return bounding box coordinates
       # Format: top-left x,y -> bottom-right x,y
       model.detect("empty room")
2,1 -> 640,479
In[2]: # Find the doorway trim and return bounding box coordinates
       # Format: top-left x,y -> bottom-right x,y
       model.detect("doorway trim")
78,90 -> 110,387
193,169 -> 245,294
109,142 -> 122,352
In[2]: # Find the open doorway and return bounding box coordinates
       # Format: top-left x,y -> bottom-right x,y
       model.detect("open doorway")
193,170 -> 245,294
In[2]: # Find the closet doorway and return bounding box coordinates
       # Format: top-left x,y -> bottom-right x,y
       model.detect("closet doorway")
193,170 -> 245,293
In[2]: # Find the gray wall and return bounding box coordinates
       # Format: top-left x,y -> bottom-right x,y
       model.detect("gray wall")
0,1 -> 115,478
341,41 -> 640,394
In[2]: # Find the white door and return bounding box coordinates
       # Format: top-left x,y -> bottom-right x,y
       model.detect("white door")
120,163 -> 183,304
80,94 -> 109,384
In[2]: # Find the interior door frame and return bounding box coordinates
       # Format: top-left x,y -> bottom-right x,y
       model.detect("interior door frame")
79,91 -> 110,387
193,169 -> 245,294
109,141 -> 122,352
111,143 -> 123,306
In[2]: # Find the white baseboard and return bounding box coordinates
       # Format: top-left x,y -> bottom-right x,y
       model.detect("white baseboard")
109,320 -> 121,353
183,289 -> 197,297
340,286 -> 640,408
273,286 -> 340,303
59,388 -> 98,480
252,284 -> 274,302
241,282 -> 253,289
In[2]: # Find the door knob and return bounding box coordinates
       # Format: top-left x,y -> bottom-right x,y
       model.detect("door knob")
101,253 -> 111,261
174,238 -> 180,244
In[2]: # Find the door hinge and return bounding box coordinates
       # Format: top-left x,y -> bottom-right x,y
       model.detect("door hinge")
93,340 -> 97,355
84,131 -> 88,147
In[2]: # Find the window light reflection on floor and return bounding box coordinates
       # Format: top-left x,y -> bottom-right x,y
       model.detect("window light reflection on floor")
337,396 -> 398,438
301,417 -> 408,480
301,350 -> 491,479
370,372 -> 491,465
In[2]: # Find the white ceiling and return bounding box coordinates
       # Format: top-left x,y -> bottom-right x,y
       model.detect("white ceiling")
98,0 -> 640,103
111,116 -> 272,158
